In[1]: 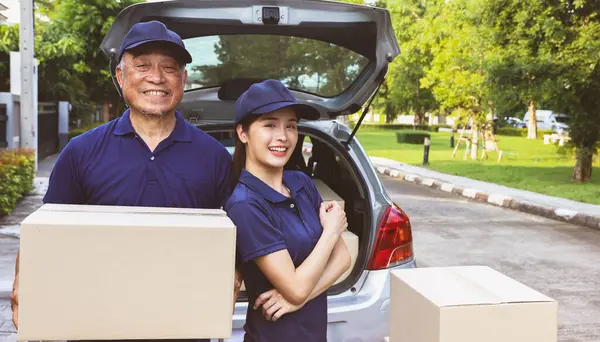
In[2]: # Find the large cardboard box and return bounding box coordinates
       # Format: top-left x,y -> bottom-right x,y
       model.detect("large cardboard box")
18,204 -> 237,341
333,230 -> 358,285
312,178 -> 344,208
390,266 -> 558,342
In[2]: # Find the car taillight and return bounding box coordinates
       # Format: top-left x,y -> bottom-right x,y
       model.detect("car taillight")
368,203 -> 413,270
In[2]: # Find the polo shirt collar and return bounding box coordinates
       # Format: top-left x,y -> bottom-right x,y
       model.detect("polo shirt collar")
240,169 -> 305,203
113,109 -> 192,142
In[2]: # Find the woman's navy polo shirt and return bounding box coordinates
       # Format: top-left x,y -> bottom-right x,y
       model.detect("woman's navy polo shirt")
224,169 -> 327,342
43,109 -> 233,209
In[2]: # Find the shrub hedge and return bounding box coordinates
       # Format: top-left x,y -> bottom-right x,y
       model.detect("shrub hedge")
396,131 -> 431,144
68,122 -> 105,141
349,123 -> 452,132
0,149 -> 36,217
356,123 -> 556,139
495,127 -> 556,137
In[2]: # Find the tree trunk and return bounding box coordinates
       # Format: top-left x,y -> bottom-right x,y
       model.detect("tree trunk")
572,146 -> 594,183
527,100 -> 538,139
102,101 -> 111,122
471,125 -> 479,160
413,110 -> 422,127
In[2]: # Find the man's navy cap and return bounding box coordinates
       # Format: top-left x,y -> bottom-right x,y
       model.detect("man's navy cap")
118,20 -> 192,64
234,80 -> 320,126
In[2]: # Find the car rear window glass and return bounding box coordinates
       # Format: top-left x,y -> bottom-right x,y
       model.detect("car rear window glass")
183,34 -> 369,97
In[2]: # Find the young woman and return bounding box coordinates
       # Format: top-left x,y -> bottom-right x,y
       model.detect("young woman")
224,79 -> 351,342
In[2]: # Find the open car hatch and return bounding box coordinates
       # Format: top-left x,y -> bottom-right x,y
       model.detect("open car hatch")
100,0 -> 400,122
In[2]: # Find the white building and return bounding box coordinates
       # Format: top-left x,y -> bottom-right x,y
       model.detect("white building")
0,3 -> 8,24
0,0 -> 20,25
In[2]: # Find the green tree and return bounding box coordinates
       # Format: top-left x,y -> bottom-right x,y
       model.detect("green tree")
420,0 -> 500,159
0,24 -> 19,92
385,0 -> 437,125
545,0 -> 600,182
47,0 -> 144,121
0,0 -> 143,123
485,0 -> 561,139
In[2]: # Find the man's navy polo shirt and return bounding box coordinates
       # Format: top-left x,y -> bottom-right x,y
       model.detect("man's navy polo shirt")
224,169 -> 327,342
43,109 -> 233,209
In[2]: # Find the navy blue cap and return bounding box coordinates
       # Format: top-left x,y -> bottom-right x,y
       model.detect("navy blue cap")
234,80 -> 320,126
118,20 -> 192,64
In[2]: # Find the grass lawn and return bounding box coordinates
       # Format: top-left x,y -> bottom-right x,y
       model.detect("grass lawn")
356,128 -> 600,205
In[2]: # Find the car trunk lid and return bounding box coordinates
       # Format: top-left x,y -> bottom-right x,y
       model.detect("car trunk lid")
100,0 -> 399,123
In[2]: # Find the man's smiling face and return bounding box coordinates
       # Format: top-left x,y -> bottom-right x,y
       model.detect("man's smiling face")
116,42 -> 188,118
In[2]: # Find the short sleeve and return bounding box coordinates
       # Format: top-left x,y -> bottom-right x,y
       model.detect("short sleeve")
43,140 -> 86,204
226,200 -> 287,264
213,147 -> 234,209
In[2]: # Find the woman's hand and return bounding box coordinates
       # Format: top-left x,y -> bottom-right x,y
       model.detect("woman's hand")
254,289 -> 305,322
320,201 -> 347,238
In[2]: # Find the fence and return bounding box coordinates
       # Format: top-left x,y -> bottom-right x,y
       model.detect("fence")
0,94 -> 68,161
38,102 -> 59,160
0,104 -> 6,148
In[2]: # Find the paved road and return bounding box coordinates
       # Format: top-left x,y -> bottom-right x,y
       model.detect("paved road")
380,174 -> 600,342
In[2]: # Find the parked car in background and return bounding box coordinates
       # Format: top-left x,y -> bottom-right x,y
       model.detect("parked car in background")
101,1 -> 417,341
503,117 -> 527,129
523,110 -> 569,133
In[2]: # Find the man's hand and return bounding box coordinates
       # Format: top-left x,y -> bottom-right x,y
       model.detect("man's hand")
232,270 -> 243,313
11,274 -> 18,329
254,289 -> 304,322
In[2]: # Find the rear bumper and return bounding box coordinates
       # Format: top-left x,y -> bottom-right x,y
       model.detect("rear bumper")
325,258 -> 417,342
223,258 -> 417,342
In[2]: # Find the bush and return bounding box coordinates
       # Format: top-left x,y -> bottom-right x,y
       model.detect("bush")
396,131 -> 431,144
351,123 -> 452,132
0,149 -> 36,217
68,121 -> 104,141
496,127 -> 555,137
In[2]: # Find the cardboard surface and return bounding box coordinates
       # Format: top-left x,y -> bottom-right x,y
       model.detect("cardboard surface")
18,204 -> 237,341
312,178 -> 345,208
38,203 -> 225,216
390,266 -> 558,342
333,230 -> 358,285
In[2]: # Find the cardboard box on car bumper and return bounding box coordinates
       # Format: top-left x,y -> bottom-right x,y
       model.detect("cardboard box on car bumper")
390,266 -> 558,342
18,204 -> 237,341
312,178 -> 344,208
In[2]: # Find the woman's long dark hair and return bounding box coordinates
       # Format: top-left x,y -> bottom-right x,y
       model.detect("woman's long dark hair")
232,116 -> 260,184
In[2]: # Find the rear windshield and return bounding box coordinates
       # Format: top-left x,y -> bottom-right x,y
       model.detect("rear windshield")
554,115 -> 568,123
182,34 -> 369,97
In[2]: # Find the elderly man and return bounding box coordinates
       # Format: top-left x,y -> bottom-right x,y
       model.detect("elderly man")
11,21 -> 240,341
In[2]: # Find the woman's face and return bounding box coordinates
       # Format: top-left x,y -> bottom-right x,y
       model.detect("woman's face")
238,107 -> 299,171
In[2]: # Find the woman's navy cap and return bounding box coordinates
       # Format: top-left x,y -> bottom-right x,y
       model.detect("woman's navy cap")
118,20 -> 192,64
234,80 -> 320,126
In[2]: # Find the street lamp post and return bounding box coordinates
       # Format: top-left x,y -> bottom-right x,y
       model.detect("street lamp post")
19,0 -> 37,169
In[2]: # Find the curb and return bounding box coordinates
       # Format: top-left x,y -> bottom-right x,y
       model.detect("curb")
0,280 -> 12,299
374,165 -> 600,231
0,289 -> 11,299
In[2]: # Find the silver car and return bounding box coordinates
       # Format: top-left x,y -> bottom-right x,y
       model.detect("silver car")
101,1 -> 417,341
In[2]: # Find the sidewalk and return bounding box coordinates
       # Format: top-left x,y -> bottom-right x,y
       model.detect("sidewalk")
36,153 -> 58,177
370,156 -> 600,231
0,154 -> 56,300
